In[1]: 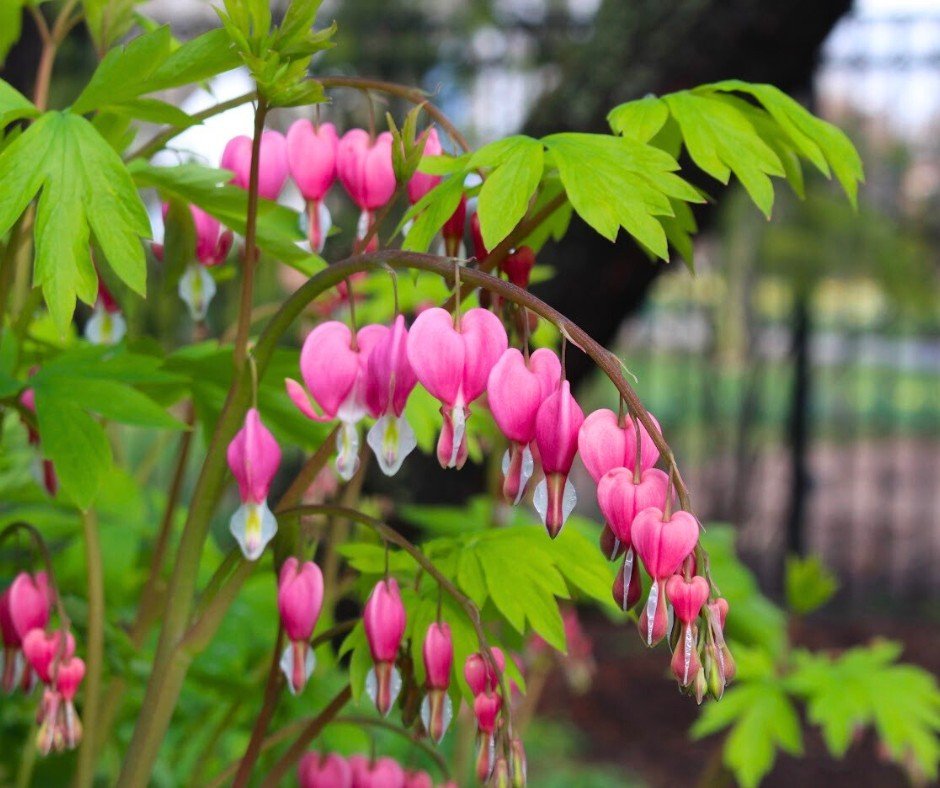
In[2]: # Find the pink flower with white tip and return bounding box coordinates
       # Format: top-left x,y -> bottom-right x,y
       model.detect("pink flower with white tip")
363,578 -> 406,716
221,131 -> 289,201
277,557 -> 324,695
298,751 -> 352,788
50,655 -> 84,752
533,380 -> 584,537
631,507 -> 699,646
364,315 -> 419,476
597,466 -> 669,608
286,120 -> 338,253
406,307 -> 508,469
226,408 -> 281,560
666,575 -> 709,686
337,129 -> 396,252
487,347 -> 560,504
286,321 -> 385,480
22,628 -> 76,685
421,621 -> 454,743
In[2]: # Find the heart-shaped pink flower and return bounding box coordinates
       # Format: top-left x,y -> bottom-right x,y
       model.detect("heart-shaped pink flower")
631,508 -> 699,581
22,628 -> 76,684
54,655 -> 85,701
221,130 -> 289,201
596,467 -> 669,546
533,380 -> 584,537
298,751 -> 353,788
8,572 -> 52,641
665,575 -> 710,624
287,120 -> 338,202
577,408 -> 661,482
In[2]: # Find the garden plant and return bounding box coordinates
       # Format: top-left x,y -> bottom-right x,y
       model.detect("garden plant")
1,1 -> 935,786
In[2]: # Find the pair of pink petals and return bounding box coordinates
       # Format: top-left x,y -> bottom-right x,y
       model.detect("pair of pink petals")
578,408 -> 661,482
407,307 -> 508,470
298,752 -> 353,788
487,347 -> 561,503
533,381 -> 584,538
421,621 -> 454,743
22,628 -> 76,684
287,120 -> 338,253
337,129 -> 396,252
631,508 -> 700,646
221,131 -> 289,201
277,557 -> 325,695
226,408 -> 281,561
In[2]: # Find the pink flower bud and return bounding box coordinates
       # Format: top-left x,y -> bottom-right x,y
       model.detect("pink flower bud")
287,321 -> 385,480
442,196 -> 467,256
533,381 -> 584,537
298,752 -> 353,788
596,467 -> 669,547
287,120 -> 338,202
54,655 -> 84,701
22,628 -> 75,684
407,128 -> 443,204
226,408 -> 281,561
670,623 -> 701,687
577,408 -> 661,482
464,648 -> 505,695
407,307 -> 508,469
221,131 -> 289,201
501,246 -> 535,289
8,572 -> 52,641
364,578 -> 406,716
338,129 -> 396,211
422,622 -> 453,690
278,557 -> 325,695
473,692 -> 502,734
665,575 -> 709,625
368,756 -> 406,788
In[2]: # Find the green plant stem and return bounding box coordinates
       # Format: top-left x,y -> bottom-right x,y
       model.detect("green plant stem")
233,97 -> 268,370
75,509 -> 104,788
118,249 -> 690,785
232,627 -> 285,788
259,685 -> 352,788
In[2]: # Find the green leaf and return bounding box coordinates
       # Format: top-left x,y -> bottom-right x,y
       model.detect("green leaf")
785,555 -> 838,615
543,132 -> 701,259
693,683 -> 803,788
664,90 -> 784,217
0,2 -> 25,68
607,96 -> 669,142
72,27 -> 238,115
276,0 -> 324,50
470,135 -> 544,250
106,98 -> 198,129
0,112 -> 151,333
84,0 -> 142,52
401,175 -> 465,253
0,79 -> 38,127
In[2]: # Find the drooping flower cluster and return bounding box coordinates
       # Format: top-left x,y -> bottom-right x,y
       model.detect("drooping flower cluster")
298,750 -> 446,788
0,572 -> 85,754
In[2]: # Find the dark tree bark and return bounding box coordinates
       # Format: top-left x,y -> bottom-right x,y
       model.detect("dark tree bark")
526,0 -> 852,385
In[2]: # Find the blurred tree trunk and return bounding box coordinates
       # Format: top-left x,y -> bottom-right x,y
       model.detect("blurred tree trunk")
527,0 -> 852,385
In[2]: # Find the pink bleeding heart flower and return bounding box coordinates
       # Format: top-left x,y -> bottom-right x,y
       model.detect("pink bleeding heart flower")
364,315 -> 419,476
473,691 -> 501,734
348,754 -> 371,787
487,348 -> 560,503
533,380 -> 585,538
631,508 -> 700,646
364,756 -> 406,788
666,575 -> 710,686
22,628 -> 75,684
277,557 -> 325,695
405,770 -> 433,788
298,752 -> 353,788
407,307 -> 508,469
421,621 -> 454,743
85,275 -> 126,346
53,654 -> 85,750
501,246 -> 536,289
407,127 -> 443,204
597,466 -> 669,608
0,588 -> 33,693
54,655 -> 84,701
226,408 -> 281,561
577,408 -> 661,482
442,196 -> 467,257
287,120 -> 339,253
464,648 -> 505,696
8,572 -> 52,641
337,129 -> 396,252
363,578 -> 406,716
706,597 -> 735,684
221,130 -> 289,201
287,321 -> 385,481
